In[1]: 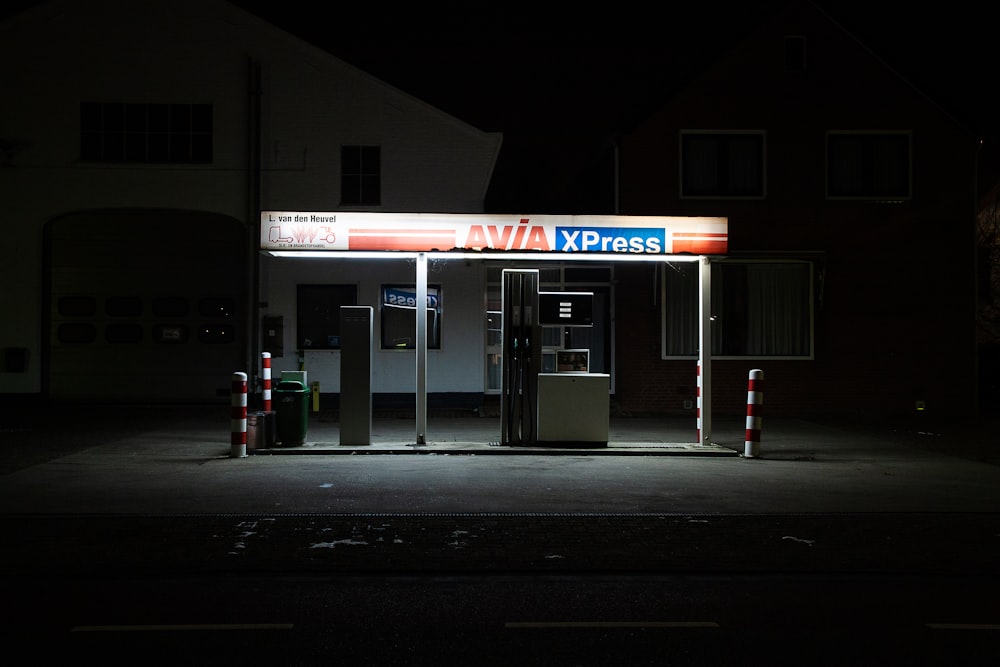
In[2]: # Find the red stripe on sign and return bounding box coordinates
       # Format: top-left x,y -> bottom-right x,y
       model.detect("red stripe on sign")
672,233 -> 728,254
675,232 -> 728,239
348,229 -> 457,251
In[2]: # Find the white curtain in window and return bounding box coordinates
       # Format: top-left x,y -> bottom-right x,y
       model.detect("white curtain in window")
663,263 -> 699,355
664,262 -> 810,357
747,263 -> 809,355
685,136 -> 720,194
830,138 -> 863,195
728,136 -> 762,195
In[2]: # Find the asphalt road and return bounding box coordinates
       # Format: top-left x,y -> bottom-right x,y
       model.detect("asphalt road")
4,569 -> 998,666
2,404 -> 1000,664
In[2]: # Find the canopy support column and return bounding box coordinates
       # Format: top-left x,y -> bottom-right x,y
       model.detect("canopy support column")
415,253 -> 428,444
698,256 -> 712,445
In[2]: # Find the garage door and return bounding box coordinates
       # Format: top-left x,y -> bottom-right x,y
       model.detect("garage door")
45,210 -> 247,402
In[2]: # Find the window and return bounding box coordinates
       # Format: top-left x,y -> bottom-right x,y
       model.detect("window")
153,324 -> 189,344
80,102 -> 213,163
681,131 -> 765,198
380,285 -> 441,350
153,297 -> 190,317
50,290 -> 240,350
827,131 -> 911,200
198,325 -> 235,344
785,35 -> 806,72
341,145 -> 381,206
106,296 -> 142,317
662,261 -> 812,358
105,324 -> 143,344
57,323 -> 96,344
198,297 -> 235,318
296,284 -> 358,349
58,296 -> 96,317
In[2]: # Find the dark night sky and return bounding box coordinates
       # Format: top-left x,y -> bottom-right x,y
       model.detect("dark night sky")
231,0 -> 1000,137
231,0 -> 1000,210
5,0 -> 999,209
4,0 -> 996,134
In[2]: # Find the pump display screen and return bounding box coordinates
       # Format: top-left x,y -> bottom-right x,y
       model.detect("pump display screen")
538,291 -> 593,326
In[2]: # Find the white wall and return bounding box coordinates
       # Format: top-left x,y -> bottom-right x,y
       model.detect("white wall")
261,256 -> 486,393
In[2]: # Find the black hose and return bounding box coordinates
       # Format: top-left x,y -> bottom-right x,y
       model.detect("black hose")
523,338 -> 533,443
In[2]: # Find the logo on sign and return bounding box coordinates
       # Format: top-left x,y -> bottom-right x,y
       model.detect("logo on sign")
463,218 -> 551,251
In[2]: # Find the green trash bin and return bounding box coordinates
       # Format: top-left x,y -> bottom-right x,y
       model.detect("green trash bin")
274,380 -> 309,446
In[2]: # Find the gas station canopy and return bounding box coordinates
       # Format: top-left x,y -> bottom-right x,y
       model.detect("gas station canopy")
259,212 -> 727,446
260,212 -> 727,256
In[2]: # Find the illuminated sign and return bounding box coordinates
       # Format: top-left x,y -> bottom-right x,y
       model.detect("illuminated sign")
260,213 -> 727,255
539,292 -> 593,326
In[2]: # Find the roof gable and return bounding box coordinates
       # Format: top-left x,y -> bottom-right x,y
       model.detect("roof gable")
632,0 -> 970,136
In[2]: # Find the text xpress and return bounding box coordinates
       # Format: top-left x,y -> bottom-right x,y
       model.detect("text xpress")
556,227 -> 664,253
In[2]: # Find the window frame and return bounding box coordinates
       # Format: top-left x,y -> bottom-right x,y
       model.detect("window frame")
784,35 -> 807,72
679,130 -> 766,200
80,102 -> 213,164
295,284 -> 359,350
51,293 -> 239,347
661,259 -> 815,360
825,130 -> 912,201
379,284 -> 442,351
341,144 -> 382,206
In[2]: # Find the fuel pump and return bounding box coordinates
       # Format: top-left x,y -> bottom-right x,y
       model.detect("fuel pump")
500,269 -> 540,446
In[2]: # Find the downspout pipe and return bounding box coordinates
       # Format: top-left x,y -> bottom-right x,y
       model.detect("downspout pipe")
248,58 -> 262,399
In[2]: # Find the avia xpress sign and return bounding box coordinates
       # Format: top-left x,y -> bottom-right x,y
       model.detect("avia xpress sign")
261,213 -> 727,255
556,226 -> 664,253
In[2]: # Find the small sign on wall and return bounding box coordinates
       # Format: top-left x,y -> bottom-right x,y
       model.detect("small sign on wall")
263,315 -> 283,357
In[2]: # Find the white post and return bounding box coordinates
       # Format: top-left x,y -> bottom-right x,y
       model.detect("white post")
698,256 -> 712,445
415,253 -> 427,444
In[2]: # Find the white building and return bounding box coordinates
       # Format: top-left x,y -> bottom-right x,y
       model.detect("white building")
0,0 -> 502,403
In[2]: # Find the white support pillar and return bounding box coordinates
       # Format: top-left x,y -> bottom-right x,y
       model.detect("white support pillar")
415,253 -> 428,444
698,256 -> 712,445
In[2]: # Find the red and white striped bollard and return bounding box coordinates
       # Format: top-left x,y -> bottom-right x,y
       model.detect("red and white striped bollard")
744,369 -> 763,458
261,352 -> 272,412
231,371 -> 248,458
696,360 -> 702,444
